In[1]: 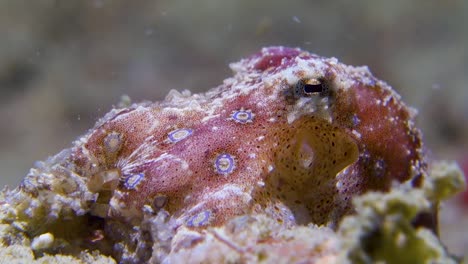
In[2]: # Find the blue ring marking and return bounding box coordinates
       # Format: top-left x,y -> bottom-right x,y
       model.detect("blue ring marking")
215,153 -> 235,175
124,173 -> 144,189
104,132 -> 123,154
187,210 -> 212,227
167,128 -> 193,143
231,109 -> 254,124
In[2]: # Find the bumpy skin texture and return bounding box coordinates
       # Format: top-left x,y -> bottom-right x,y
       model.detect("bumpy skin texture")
71,46 -> 425,227
3,47 -> 428,262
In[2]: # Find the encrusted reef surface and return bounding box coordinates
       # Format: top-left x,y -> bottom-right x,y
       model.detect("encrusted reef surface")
0,47 -> 465,263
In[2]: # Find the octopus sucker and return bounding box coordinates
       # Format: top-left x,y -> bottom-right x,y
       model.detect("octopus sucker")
1,46 -> 462,263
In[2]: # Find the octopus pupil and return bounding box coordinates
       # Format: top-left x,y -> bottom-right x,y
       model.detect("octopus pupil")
303,83 -> 323,94
293,78 -> 328,98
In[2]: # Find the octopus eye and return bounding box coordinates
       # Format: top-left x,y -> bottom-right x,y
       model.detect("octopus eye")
303,79 -> 324,94
294,78 -> 328,97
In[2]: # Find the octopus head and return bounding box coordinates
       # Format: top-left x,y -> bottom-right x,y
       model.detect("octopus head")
240,47 -> 426,225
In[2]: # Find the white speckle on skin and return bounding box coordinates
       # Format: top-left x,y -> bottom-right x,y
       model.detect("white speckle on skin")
382,94 -> 395,106
148,117 -> 161,133
204,184 -> 247,200
268,165 -> 274,172
352,130 -> 362,139
181,160 -> 189,170
202,113 -> 220,122
287,112 -> 295,124
335,181 -> 343,189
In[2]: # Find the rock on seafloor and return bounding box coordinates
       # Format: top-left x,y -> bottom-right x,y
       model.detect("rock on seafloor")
0,47 -> 465,263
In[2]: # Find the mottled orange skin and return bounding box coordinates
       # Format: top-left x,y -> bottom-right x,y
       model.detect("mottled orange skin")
334,85 -> 424,185
68,47 -> 426,229
330,80 -> 426,219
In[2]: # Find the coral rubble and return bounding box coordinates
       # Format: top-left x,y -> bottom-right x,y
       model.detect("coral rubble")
0,47 -> 465,263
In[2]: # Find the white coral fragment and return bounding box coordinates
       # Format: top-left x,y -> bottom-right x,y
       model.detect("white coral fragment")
31,233 -> 54,250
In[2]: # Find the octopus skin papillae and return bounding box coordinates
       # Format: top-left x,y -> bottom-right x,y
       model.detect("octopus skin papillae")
76,46 -> 426,225
14,46 -> 427,260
